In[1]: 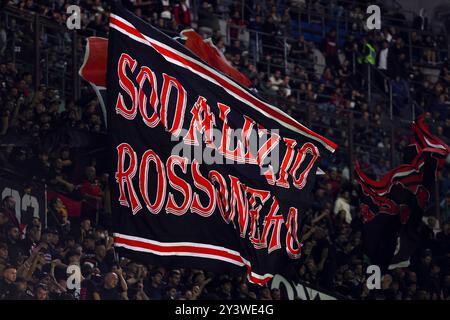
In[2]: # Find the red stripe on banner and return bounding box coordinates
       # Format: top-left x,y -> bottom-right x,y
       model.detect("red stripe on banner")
109,16 -> 337,152
113,234 -> 272,285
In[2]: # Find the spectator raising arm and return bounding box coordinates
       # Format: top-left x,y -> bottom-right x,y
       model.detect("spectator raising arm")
115,267 -> 128,300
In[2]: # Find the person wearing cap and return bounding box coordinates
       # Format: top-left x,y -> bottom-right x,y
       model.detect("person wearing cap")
41,230 -> 67,279
41,228 -> 61,262
65,250 -> 81,265
80,263 -> 96,300
81,234 -> 96,261
48,228 -> 60,248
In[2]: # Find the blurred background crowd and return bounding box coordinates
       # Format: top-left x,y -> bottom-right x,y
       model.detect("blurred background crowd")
0,0 -> 449,300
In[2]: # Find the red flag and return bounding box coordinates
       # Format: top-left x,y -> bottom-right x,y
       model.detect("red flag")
355,114 -> 449,271
79,32 -> 252,88
79,37 -> 108,87
180,29 -> 252,87
47,191 -> 82,217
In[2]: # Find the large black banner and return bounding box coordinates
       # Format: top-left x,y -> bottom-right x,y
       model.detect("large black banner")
107,3 -> 336,284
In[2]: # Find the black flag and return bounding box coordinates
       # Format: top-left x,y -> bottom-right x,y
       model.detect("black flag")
106,3 -> 336,284
356,114 -> 449,272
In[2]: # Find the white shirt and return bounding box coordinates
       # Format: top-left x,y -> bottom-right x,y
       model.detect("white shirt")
334,197 -> 352,224
269,76 -> 283,91
378,48 -> 389,70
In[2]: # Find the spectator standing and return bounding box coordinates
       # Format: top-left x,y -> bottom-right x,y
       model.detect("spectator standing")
413,8 -> 428,32
173,0 -> 192,30
1,196 -> 19,229
79,166 -> 103,223
324,29 -> 339,70
197,1 -> 219,37
47,198 -> 70,236
5,225 -> 23,265
228,10 -> 246,42
261,15 -> 277,56
80,264 -> 97,300
269,70 -> 283,92
376,40 -> 390,92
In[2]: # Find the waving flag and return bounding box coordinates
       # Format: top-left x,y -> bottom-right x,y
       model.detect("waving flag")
356,114 -> 449,271
105,2 -> 336,285
79,29 -> 251,123
79,37 -> 108,87
180,29 -> 252,87
79,37 -> 108,125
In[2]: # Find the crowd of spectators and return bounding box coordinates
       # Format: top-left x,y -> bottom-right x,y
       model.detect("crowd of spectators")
0,0 -> 449,300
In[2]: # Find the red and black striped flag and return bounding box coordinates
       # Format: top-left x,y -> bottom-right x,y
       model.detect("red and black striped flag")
104,2 -> 336,284
356,114 -> 449,271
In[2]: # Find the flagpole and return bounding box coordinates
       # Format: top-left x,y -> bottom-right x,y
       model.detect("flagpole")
349,116 -> 354,182
435,178 -> 440,222
44,183 -> 48,228
72,29 -> 80,101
